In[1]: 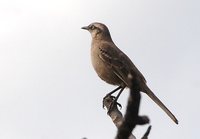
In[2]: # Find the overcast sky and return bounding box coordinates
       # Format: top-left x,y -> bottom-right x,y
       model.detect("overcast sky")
0,0 -> 199,139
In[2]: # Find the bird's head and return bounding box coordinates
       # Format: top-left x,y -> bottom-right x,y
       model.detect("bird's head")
81,22 -> 112,40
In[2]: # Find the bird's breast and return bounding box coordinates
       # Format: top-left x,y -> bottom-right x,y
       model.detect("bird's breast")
90,45 -> 122,86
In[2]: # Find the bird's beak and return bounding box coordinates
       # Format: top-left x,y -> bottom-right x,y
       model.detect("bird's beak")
81,26 -> 89,30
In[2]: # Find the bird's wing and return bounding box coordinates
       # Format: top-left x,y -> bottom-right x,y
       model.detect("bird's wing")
98,42 -> 146,86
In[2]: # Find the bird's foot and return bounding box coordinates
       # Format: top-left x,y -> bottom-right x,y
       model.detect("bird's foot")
107,99 -> 122,114
103,95 -> 114,108
103,95 -> 122,114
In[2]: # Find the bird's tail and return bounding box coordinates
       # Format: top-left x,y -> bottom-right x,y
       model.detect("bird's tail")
143,85 -> 178,124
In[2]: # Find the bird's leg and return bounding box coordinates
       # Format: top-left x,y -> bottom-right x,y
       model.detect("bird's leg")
104,86 -> 122,98
103,86 -> 122,108
107,87 -> 125,114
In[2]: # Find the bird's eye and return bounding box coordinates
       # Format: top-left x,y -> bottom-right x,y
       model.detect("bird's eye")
90,25 -> 95,30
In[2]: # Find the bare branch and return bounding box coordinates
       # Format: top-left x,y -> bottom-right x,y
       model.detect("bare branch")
115,78 -> 141,139
103,96 -> 136,139
103,91 -> 150,138
103,74 -> 151,139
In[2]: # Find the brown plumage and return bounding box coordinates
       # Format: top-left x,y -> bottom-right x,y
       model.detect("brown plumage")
82,22 -> 178,124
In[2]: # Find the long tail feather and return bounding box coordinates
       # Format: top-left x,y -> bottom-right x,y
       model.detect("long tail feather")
143,86 -> 178,124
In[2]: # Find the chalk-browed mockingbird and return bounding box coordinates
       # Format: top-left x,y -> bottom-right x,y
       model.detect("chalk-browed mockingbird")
82,22 -> 178,124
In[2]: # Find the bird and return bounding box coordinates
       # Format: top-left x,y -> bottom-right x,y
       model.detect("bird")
81,22 -> 178,124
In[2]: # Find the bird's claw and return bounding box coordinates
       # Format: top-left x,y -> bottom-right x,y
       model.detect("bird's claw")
103,95 -> 116,109
103,95 -> 122,114
107,98 -> 122,114
116,102 -> 122,109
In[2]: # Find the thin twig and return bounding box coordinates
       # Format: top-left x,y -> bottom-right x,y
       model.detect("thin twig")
141,126 -> 152,139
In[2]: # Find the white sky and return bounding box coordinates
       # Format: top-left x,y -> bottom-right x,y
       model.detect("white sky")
0,0 -> 199,139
